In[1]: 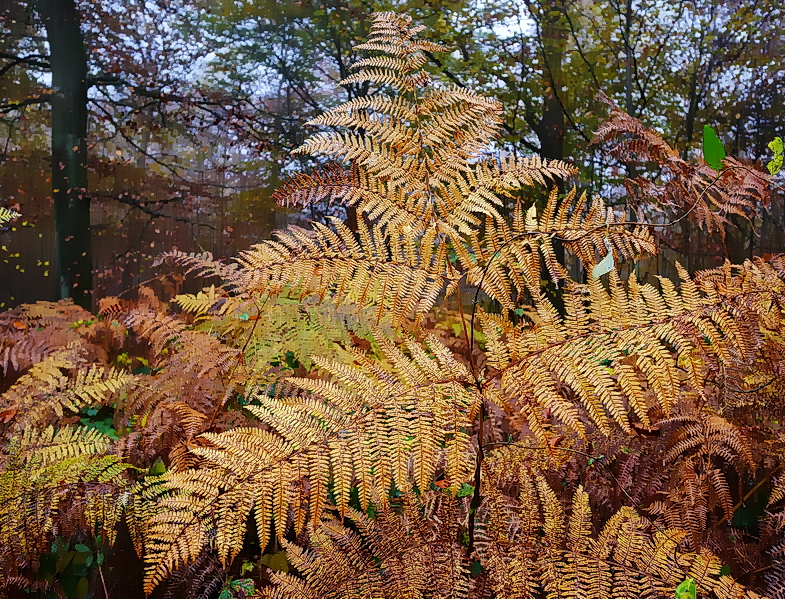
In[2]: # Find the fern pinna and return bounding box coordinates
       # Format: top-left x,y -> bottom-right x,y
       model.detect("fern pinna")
1,10 -> 785,599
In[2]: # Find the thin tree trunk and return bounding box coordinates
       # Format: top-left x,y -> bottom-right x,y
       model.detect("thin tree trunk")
38,0 -> 92,309
534,6 -> 569,305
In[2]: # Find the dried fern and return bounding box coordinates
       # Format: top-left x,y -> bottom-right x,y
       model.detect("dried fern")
141,332 -> 481,592
0,426 -> 132,577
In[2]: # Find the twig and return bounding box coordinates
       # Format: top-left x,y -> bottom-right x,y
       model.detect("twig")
716,467 -> 782,527
98,564 -> 109,598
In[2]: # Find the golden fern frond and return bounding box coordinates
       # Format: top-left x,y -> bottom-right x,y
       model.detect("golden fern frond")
483,260 -> 785,439
463,187 -> 657,302
236,219 -> 457,325
529,487 -> 763,599
436,156 -> 576,236
142,333 -> 481,592
264,493 -> 471,599
0,341 -> 132,432
307,95 -> 418,125
0,426 -> 132,576
173,284 -> 224,316
17,365 -> 132,432
0,207 -> 20,227
287,11 -> 537,230
771,478 -> 785,507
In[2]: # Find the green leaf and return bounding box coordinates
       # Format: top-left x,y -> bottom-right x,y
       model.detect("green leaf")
703,125 -> 726,170
148,459 -> 167,476
769,136 -> 784,155
455,483 -> 475,498
241,561 -> 255,575
218,590 -> 232,599
768,154 -> 783,176
591,251 -> 615,279
73,544 -> 90,553
720,565 -> 731,576
675,577 -> 697,599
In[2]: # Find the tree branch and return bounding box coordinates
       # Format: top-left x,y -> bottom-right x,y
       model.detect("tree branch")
0,93 -> 52,114
0,52 -> 50,77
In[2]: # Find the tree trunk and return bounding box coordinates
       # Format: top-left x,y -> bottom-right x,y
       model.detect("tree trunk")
533,6 -> 570,302
38,0 -> 92,309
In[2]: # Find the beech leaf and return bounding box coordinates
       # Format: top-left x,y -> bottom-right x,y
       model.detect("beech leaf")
703,125 -> 726,171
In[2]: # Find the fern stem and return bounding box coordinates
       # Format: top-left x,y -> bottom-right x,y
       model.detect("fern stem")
467,400 -> 486,557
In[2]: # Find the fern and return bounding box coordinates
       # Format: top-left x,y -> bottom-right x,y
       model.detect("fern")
2,11 -> 784,599
594,92 -> 771,234
482,260 -> 785,439
266,486 -> 764,599
141,332 -> 481,592
139,12 -> 784,596
0,426 -> 132,577
0,207 -> 20,227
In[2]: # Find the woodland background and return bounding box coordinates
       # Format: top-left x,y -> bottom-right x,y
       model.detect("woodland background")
1,0 -> 784,310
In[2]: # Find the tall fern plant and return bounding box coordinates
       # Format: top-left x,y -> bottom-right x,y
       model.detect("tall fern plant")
141,12 -> 785,598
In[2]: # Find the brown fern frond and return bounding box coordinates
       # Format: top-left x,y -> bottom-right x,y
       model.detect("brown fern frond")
153,250 -> 246,293
0,300 -> 124,376
594,92 -> 771,234
117,308 -> 249,467
264,493 -> 471,599
265,483 -> 764,599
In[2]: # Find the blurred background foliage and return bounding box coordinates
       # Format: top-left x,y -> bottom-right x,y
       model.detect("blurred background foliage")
1,0 -> 783,309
